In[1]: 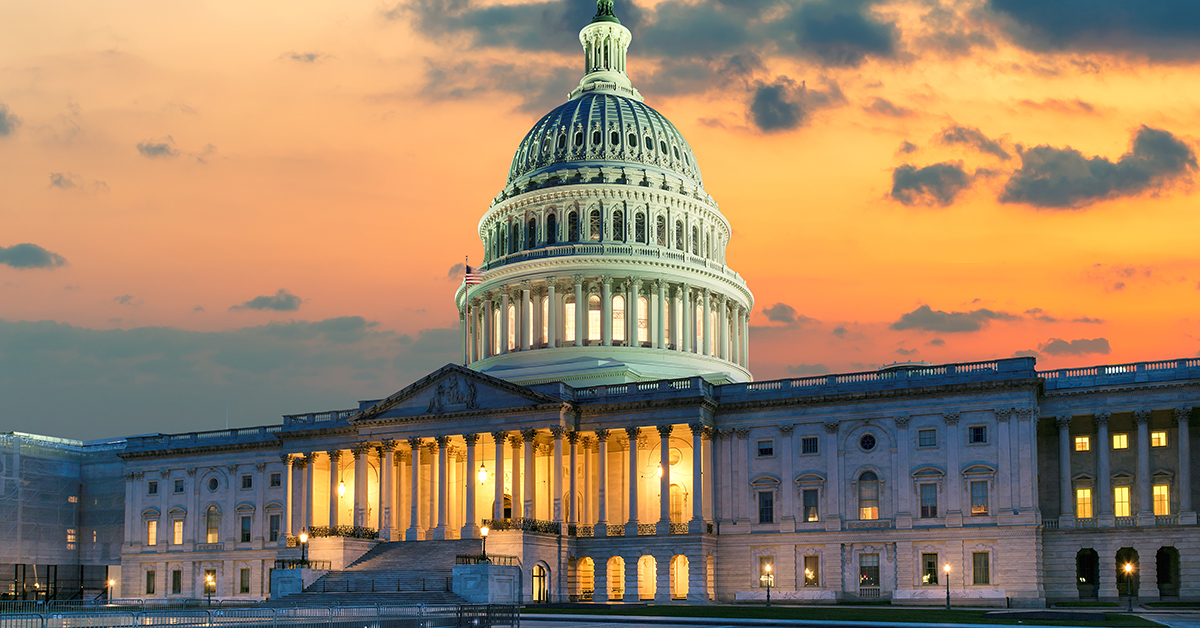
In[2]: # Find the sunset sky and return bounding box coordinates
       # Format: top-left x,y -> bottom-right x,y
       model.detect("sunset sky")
2,0 -> 1199,440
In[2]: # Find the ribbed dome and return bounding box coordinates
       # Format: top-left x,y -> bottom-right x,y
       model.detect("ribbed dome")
507,92 -> 704,189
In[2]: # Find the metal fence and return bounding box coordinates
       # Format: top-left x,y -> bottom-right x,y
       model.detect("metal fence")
0,605 -> 518,628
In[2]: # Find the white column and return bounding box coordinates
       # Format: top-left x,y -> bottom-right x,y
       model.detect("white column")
448,449 -> 459,536
499,287 -> 510,354
380,442 -> 395,540
483,295 -> 494,359
291,458 -> 304,535
551,428 -> 565,524
397,452 -> 408,533
492,432 -> 507,520
327,450 -> 341,527
351,444 -> 368,528
303,454 -> 314,530
655,279 -> 666,349
701,289 -> 712,356
523,430 -> 536,519
629,278 -> 641,347
1135,410 -> 1153,522
581,436 -> 591,524
431,437 -> 448,539
1057,416 -> 1074,522
1096,413 -> 1112,522
406,439 -> 423,540
717,295 -> 728,360
521,281 -> 532,351
463,434 -> 480,537
574,276 -> 585,347
426,442 -> 437,531
546,278 -> 558,349
510,436 -> 523,519
601,276 -> 613,346
1178,407 -> 1193,520
689,423 -> 704,533
625,427 -> 640,535
657,425 -> 672,534
596,430 -> 610,536
568,432 -> 578,527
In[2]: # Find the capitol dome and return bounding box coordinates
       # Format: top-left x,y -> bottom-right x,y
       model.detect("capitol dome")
455,0 -> 753,387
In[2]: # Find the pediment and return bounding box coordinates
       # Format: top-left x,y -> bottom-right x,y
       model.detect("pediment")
351,363 -> 565,423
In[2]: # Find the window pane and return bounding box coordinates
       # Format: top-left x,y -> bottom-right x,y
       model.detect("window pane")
757,440 -> 773,457
973,552 -> 990,585
269,514 -> 281,542
172,570 -> 182,595
147,520 -> 157,546
803,489 -> 819,522
918,429 -> 936,447
970,426 -> 987,443
207,508 -> 220,543
858,473 -> 879,520
612,211 -> 624,242
1114,486 -> 1131,517
1076,488 -> 1093,518
589,210 -> 601,241
564,298 -> 576,342
146,571 -> 156,595
635,213 -> 645,243
758,492 -> 774,524
1154,485 -> 1170,515
970,481 -> 988,516
240,568 -> 251,594
802,437 -> 819,454
612,295 -> 625,342
241,516 -> 252,543
922,553 -> 939,585
637,296 -> 648,343
859,554 -> 879,587
1113,434 -> 1128,449
804,555 -> 819,587
1075,436 -> 1090,451
587,295 -> 601,341
1152,431 -> 1167,447
173,520 -> 183,545
920,483 -> 938,518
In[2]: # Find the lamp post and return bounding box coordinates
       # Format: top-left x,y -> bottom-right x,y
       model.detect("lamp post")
1125,563 -> 1135,612
106,579 -> 114,602
760,563 -> 773,606
205,573 -> 214,607
481,526 -> 489,562
944,563 -> 951,609
299,531 -> 309,567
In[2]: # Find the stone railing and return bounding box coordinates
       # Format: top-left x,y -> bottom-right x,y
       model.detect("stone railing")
574,525 -> 594,537
1157,514 -> 1180,526
669,523 -> 689,535
1116,516 -> 1136,527
575,376 -> 713,400
1040,357 -> 1200,390
607,525 -> 626,537
845,520 -> 894,530
306,525 -> 378,539
1043,518 -> 1059,530
1077,518 -> 1097,528
637,523 -> 656,535
482,243 -> 743,283
482,518 -> 561,535
282,409 -> 358,428
124,426 -> 282,452
196,543 -> 224,551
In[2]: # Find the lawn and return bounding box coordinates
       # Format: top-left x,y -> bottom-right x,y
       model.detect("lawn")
522,604 -> 1162,626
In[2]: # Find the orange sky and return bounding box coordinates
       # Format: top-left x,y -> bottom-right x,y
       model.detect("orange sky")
2,0 -> 1199,439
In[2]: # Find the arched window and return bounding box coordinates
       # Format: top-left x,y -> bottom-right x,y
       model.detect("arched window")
675,221 -> 684,251
612,210 -> 625,242
635,213 -> 646,243
494,495 -> 513,519
637,296 -> 649,344
691,226 -> 699,255
645,135 -> 653,151
206,506 -> 220,544
493,306 -> 501,355
628,133 -> 638,148
564,295 -> 576,343
532,564 -> 549,603
499,229 -> 507,258
656,216 -> 666,246
858,471 -> 880,520
610,130 -> 620,145
591,130 -> 601,145
541,296 -> 548,345
507,304 -> 516,351
587,295 -> 601,342
511,223 -> 520,254
557,134 -> 566,150
527,218 -> 537,249
568,211 -> 580,242
612,295 -> 626,343
546,214 -> 557,245
589,209 -> 602,242
573,131 -> 583,147
660,139 -> 668,154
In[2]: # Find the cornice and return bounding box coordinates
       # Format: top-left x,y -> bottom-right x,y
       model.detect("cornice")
713,378 -> 1042,415
120,439 -> 280,460
1041,380 -> 1200,398
482,183 -> 728,236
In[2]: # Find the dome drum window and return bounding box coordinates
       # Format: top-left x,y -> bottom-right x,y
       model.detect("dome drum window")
628,133 -> 638,148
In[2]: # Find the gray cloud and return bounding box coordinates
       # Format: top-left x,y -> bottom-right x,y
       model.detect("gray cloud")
786,363 -> 830,376
1039,337 -> 1111,356
49,172 -> 109,193
999,125 -> 1197,209
1018,98 -> 1096,114
749,77 -> 845,132
927,338 -> 945,346
938,125 -> 1011,160
1026,307 -> 1105,324
284,52 -> 331,63
780,0 -> 898,67
989,0 -> 1200,60
863,97 -> 914,118
0,104 -> 20,136
230,289 -> 303,312
890,304 -> 1021,333
831,326 -> 847,338
0,243 -> 68,270
1013,349 -> 1040,358
137,137 -> 179,158
898,141 -> 918,154
409,60 -> 576,114
446,263 -> 466,280
896,347 -> 917,355
113,295 -> 140,306
761,302 -> 817,326
890,162 -> 973,207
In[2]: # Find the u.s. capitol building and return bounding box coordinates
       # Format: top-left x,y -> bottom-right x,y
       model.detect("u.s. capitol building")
6,0 -> 1199,608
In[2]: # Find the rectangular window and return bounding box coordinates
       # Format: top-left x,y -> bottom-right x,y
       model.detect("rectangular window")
1154,485 -> 1170,515
969,426 -> 987,444
66,528 -> 76,550
241,475 -> 252,490
148,481 -> 158,495
972,552 -> 990,585
970,480 -> 989,516
1113,433 -> 1128,449
859,554 -> 880,587
239,568 -> 251,594
206,510 -> 220,544
171,570 -> 182,595
758,491 -> 774,524
757,440 -> 774,457
174,479 -> 184,493
920,483 -> 938,518
803,555 -> 819,587
918,429 -> 937,447
1076,487 -> 1093,518
240,516 -> 252,542
1152,431 -> 1168,447
173,519 -> 184,545
1114,486 -> 1131,517
801,436 -> 819,454
146,519 -> 157,546
145,571 -> 156,595
270,473 -> 282,487
922,553 -> 939,585
1075,436 -> 1090,451
758,556 -> 774,588
269,514 -> 281,542
802,489 -> 819,522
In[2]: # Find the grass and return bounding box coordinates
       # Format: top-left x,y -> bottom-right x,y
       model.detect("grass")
522,605 -> 1163,626
1055,602 -> 1120,608
1145,601 -> 1200,608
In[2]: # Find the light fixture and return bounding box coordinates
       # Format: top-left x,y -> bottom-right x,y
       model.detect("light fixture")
657,464 -> 663,478
481,526 -> 489,537
478,464 -> 488,485
107,579 -> 115,587
944,563 -> 950,573
299,532 -> 308,544
337,480 -> 346,497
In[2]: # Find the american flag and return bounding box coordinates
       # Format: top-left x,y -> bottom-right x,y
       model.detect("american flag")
464,264 -> 484,285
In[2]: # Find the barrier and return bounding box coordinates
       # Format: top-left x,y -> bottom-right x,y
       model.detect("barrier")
0,605 -> 517,628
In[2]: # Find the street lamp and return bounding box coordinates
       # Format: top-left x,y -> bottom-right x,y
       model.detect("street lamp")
760,563 -> 773,606
1124,563 -> 1135,611
944,563 -> 951,609
106,579 -> 114,602
205,573 -> 215,607
299,531 -> 309,567
481,526 -> 489,562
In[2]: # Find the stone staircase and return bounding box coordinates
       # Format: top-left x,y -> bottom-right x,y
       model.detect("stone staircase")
268,538 -> 484,607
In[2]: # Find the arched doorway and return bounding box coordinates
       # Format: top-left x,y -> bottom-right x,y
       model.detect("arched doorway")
670,555 -> 689,600
607,557 -> 625,600
532,563 -> 549,603
491,495 -> 513,519
1076,549 -> 1099,599
1116,547 -> 1139,597
1157,547 -> 1180,598
577,557 -> 595,601
637,555 -> 657,600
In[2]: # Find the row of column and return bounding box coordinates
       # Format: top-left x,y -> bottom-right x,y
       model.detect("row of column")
1056,407 -> 1193,524
460,277 -> 750,369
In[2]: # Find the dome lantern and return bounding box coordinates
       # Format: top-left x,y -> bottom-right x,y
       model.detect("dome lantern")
569,1 -> 642,102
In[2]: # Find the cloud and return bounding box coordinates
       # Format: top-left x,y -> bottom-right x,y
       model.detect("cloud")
407,60 -> 576,114
113,295 -> 143,307
230,289 -> 303,312
49,172 -> 109,193
999,125 -> 1197,209
863,97 -> 914,118
1026,307 -> 1105,324
1086,263 -> 1156,292
927,338 -> 945,346
193,305 -> 205,312
1013,349 -> 1040,358
446,263 -> 465,280
761,302 -> 817,326
890,162 -> 974,207
137,137 -> 179,158
283,52 -> 331,63
782,0 -> 898,67
0,104 -> 20,136
832,326 -> 848,338
748,77 -> 845,132
989,0 -> 1200,60
938,125 -> 1011,160
895,347 -> 918,355
1038,337 -> 1111,356
0,243 -> 68,270
890,304 -> 1021,333
1018,98 -> 1096,114
786,363 -> 830,376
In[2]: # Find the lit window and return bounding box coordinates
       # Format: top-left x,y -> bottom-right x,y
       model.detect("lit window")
1114,486 -> 1131,517
803,555 -> 819,587
970,480 -> 989,516
637,296 -> 648,344
759,556 -> 775,588
922,553 -> 939,585
612,295 -> 626,343
173,519 -> 183,545
508,304 -> 517,349
147,519 -> 157,546
972,552 -> 990,585
802,489 -> 819,522
969,426 -> 987,444
859,554 -> 880,587
920,483 -> 938,518
918,429 -> 936,447
858,472 -> 879,520
68,495 -> 78,503
1076,488 -> 1093,518
1152,431 -> 1167,447
1154,485 -> 1170,515
801,437 -> 818,454
206,507 -> 220,543
269,514 -> 281,542
757,440 -> 774,457
1113,433 -> 1128,449
587,295 -> 601,342
66,528 -> 77,550
564,296 -> 576,343
1075,436 -> 1090,451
